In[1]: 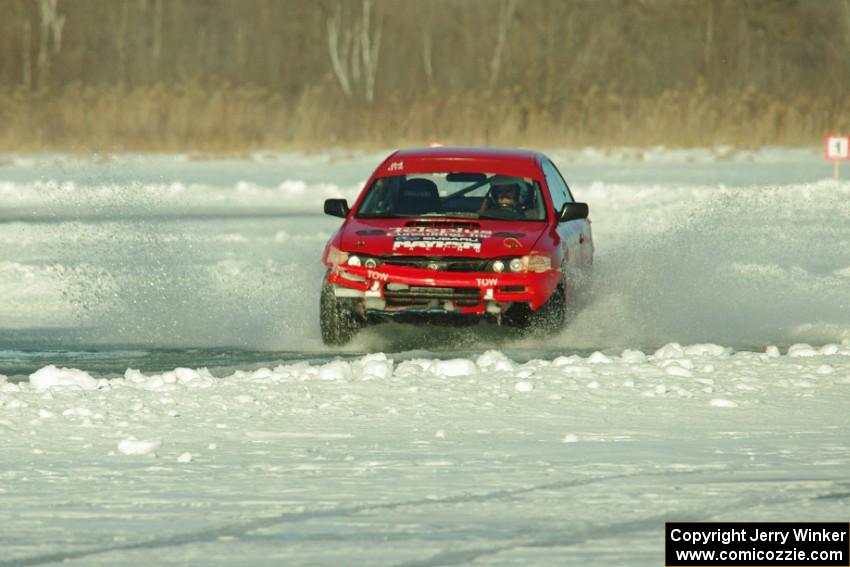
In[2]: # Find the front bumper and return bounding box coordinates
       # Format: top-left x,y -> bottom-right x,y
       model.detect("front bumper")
327,263 -> 560,315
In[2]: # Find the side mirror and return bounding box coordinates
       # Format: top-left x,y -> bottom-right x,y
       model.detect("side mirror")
324,198 -> 350,218
558,202 -> 589,222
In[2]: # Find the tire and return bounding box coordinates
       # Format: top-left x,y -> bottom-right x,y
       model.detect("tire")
319,277 -> 362,346
532,283 -> 567,333
504,284 -> 567,335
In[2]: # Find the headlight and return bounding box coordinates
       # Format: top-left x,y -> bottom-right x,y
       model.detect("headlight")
326,245 -> 348,267
492,260 -> 505,273
509,258 -> 523,272
347,255 -> 362,267
364,258 -> 378,268
524,254 -> 552,273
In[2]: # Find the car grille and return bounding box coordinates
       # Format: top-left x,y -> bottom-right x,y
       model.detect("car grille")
380,256 -> 489,272
384,286 -> 481,307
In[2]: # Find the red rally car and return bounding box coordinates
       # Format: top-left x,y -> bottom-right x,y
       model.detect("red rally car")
320,147 -> 593,345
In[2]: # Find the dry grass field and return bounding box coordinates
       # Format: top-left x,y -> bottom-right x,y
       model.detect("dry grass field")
2,83 -> 847,152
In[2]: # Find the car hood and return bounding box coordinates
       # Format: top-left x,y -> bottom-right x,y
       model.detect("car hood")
338,218 -> 547,258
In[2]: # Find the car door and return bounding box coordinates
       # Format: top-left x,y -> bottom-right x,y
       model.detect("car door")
541,159 -> 589,273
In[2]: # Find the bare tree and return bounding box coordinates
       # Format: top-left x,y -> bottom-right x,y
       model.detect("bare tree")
421,2 -> 434,88
152,0 -> 164,73
704,1 -> 714,80
326,0 -> 382,102
116,1 -> 130,86
22,19 -> 32,89
36,0 -> 65,89
488,0 -> 517,90
359,0 -> 382,103
327,2 -> 353,97
423,31 -> 433,87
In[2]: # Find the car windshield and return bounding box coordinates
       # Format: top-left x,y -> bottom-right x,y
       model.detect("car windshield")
356,173 -> 547,221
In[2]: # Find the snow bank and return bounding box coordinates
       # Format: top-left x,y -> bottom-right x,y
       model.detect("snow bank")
123,367 -> 215,391
29,365 -> 99,390
117,438 -> 161,456
10,342 -> 850,402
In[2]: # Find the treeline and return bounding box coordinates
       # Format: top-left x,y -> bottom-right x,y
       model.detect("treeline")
1,0 -> 849,151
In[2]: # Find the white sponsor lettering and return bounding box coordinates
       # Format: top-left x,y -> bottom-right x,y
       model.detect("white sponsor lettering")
389,227 -> 491,253
389,227 -> 493,238
477,278 -> 498,286
393,238 -> 481,253
387,161 -> 404,171
367,270 -> 389,281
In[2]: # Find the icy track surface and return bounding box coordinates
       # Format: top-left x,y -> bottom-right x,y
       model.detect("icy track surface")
3,346 -> 850,565
1,148 -> 850,565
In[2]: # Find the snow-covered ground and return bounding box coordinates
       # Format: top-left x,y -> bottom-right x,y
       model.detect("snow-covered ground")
1,148 -> 849,565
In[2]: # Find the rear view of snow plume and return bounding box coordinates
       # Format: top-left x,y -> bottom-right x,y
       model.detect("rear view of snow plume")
57,218 -> 339,350
0,154 -> 365,349
58,217 -> 317,348
556,180 -> 850,350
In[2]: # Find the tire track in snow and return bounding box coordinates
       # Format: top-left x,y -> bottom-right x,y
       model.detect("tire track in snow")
392,480 -> 844,567
0,469 -> 690,566
5,472 -> 845,566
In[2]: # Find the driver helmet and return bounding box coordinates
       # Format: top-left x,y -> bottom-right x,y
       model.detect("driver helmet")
489,175 -> 523,208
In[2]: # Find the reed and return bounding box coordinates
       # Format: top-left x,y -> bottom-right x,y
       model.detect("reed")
1,84 -> 847,152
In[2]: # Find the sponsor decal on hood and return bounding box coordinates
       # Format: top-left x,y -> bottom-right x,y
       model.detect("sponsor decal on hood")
389,226 -> 493,253
339,219 -> 544,257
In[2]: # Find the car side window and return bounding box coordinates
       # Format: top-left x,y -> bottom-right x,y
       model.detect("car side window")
541,159 -> 574,213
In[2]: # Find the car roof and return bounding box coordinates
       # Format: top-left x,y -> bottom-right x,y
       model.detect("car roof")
391,146 -> 544,163
378,147 -> 547,178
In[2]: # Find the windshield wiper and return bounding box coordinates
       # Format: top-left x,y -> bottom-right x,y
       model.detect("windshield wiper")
477,212 -> 542,222
414,212 -> 479,218
477,212 -> 519,220
358,212 -> 487,220
356,213 -> 414,219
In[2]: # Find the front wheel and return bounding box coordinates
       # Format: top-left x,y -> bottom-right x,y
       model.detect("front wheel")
319,277 -> 362,346
531,283 -> 567,333
504,284 -> 567,335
